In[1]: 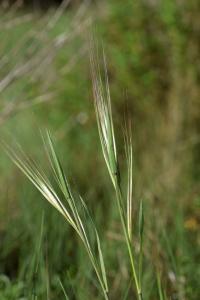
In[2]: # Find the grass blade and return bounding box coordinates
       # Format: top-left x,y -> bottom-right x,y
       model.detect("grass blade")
58,278 -> 70,300
138,200 -> 144,291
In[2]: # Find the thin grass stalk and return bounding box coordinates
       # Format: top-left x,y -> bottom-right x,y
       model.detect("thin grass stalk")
115,183 -> 142,300
58,278 -> 70,300
157,273 -> 165,300
138,201 -> 144,297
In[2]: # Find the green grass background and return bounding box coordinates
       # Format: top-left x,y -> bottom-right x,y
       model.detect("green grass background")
0,0 -> 199,299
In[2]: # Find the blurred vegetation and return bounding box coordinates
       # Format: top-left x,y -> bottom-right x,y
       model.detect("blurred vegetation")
0,0 -> 199,299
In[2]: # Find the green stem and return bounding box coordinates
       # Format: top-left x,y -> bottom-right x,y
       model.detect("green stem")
115,184 -> 142,300
139,236 -> 143,292
138,292 -> 143,300
82,240 -> 109,300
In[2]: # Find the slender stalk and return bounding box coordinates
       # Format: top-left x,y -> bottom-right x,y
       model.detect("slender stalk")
157,273 -> 164,300
138,240 -> 143,295
138,200 -> 144,297
83,241 -> 109,300
114,179 -> 142,300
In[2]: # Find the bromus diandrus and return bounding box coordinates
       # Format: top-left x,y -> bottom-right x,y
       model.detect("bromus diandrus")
4,47 -> 145,300
3,134 -> 108,300
90,46 -> 143,300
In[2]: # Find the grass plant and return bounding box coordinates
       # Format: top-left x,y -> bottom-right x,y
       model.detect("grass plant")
91,46 -> 143,300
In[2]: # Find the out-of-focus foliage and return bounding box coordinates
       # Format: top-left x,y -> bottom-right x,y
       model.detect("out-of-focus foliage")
0,0 -> 199,299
